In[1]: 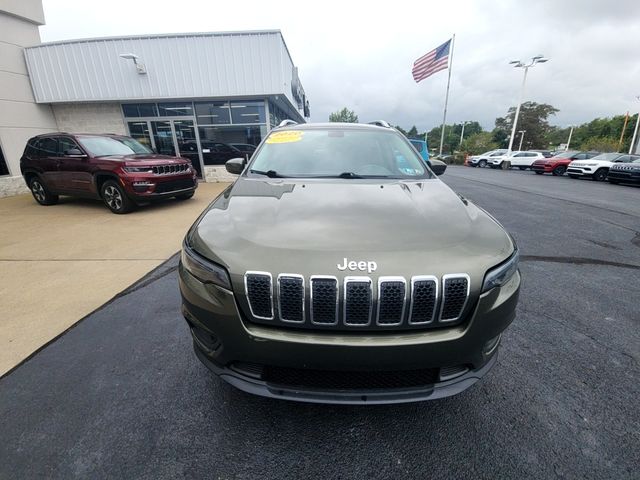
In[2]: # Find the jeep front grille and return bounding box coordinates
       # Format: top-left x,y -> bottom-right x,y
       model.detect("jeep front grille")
243,272 -> 471,331
152,163 -> 190,175
376,277 -> 406,325
440,275 -> 470,322
277,275 -> 304,323
245,272 -> 273,320
310,276 -> 339,325
344,277 -> 373,326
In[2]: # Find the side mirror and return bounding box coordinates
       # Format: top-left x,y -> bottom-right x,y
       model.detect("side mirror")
225,157 -> 246,175
65,148 -> 86,157
430,158 -> 447,176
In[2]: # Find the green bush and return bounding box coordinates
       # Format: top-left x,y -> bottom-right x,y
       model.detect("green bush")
579,136 -> 619,153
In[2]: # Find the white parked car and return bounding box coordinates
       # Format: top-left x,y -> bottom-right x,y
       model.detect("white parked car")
468,149 -> 507,168
566,152 -> 640,182
489,151 -> 547,170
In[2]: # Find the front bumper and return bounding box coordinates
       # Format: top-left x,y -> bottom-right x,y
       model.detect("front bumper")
607,170 -> 640,183
566,167 -> 592,176
122,173 -> 198,200
532,163 -> 552,173
179,264 -> 520,403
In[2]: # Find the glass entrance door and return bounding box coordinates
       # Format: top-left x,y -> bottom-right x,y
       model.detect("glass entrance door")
151,121 -> 176,156
148,120 -> 203,177
173,120 -> 202,177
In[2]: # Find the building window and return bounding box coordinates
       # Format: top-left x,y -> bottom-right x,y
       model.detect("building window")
127,121 -> 153,149
0,142 -> 9,176
158,102 -> 194,117
122,103 -> 159,118
194,102 -> 231,125
229,101 -> 266,124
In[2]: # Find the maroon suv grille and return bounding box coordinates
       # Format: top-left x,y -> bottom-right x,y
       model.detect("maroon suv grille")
152,163 -> 190,175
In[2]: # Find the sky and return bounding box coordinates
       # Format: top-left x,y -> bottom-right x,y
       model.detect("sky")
40,0 -> 640,132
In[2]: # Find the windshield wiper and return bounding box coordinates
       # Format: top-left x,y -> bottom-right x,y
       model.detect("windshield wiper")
336,172 -> 364,179
250,169 -> 287,178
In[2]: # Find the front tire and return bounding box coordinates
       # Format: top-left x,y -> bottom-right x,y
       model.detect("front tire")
29,177 -> 58,206
101,180 -> 134,214
552,166 -> 567,176
592,168 -> 608,182
478,160 -> 487,168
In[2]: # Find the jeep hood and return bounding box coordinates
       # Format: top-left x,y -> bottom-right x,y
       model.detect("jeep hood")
97,154 -> 188,165
189,177 -> 514,289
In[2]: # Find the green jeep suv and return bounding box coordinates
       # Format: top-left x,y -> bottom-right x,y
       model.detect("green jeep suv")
179,121 -> 520,404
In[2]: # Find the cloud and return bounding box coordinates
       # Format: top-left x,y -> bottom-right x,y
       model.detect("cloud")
40,0 -> 640,131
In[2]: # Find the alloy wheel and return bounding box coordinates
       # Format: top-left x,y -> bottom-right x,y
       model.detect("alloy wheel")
104,185 -> 123,210
31,181 -> 46,202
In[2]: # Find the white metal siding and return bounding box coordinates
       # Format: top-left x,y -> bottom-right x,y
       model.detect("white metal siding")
24,31 -> 295,104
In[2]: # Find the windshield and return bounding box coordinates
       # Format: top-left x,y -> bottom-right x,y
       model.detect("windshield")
554,151 -> 578,158
78,136 -> 152,157
590,153 -> 620,161
249,129 -> 430,179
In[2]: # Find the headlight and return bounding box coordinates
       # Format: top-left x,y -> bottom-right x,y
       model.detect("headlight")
181,243 -> 231,289
582,163 -> 597,167
123,166 -> 153,173
482,248 -> 519,293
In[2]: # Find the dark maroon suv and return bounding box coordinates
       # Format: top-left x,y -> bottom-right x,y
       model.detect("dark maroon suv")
20,133 -> 197,213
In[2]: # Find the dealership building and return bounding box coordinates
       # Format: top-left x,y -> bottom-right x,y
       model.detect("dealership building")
0,1 -> 309,197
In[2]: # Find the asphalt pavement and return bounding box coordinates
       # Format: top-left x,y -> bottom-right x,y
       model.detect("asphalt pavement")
1,166 -> 638,479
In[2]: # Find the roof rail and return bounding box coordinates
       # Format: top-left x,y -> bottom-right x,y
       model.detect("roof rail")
368,120 -> 391,128
277,119 -> 298,128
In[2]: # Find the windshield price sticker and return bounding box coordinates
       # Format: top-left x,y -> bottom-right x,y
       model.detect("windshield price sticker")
266,131 -> 303,144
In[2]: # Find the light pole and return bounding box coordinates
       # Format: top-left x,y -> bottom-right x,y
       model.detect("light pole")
517,130 -> 526,151
459,121 -> 469,147
506,55 -> 549,154
630,96 -> 640,155
566,125 -> 574,150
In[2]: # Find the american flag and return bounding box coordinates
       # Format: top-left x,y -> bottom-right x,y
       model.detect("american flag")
412,39 -> 451,83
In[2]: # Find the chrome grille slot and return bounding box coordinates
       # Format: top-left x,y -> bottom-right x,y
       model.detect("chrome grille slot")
409,276 -> 438,324
376,277 -> 406,325
344,277 -> 372,326
440,274 -> 470,322
310,276 -> 339,325
277,274 -> 304,323
245,272 -> 273,320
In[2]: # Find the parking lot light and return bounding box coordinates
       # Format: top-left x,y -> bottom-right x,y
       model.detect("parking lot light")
518,130 -> 526,151
630,96 -> 640,155
566,126 -> 574,150
506,56 -> 549,155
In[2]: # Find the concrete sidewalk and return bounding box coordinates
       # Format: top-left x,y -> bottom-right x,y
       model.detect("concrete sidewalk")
0,182 -> 230,376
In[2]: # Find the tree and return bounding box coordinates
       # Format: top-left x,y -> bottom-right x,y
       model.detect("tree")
426,122 -> 484,154
407,126 -> 419,138
394,125 -> 408,136
494,102 -> 559,150
579,136 -> 619,153
460,132 -> 498,155
329,107 -> 358,123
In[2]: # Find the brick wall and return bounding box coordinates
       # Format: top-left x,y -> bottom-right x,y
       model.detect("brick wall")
52,103 -> 126,135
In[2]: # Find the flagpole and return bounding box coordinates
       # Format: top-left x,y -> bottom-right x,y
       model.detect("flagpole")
438,34 -> 455,156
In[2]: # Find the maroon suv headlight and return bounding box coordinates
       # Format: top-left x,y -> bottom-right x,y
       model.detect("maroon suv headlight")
123,166 -> 154,173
